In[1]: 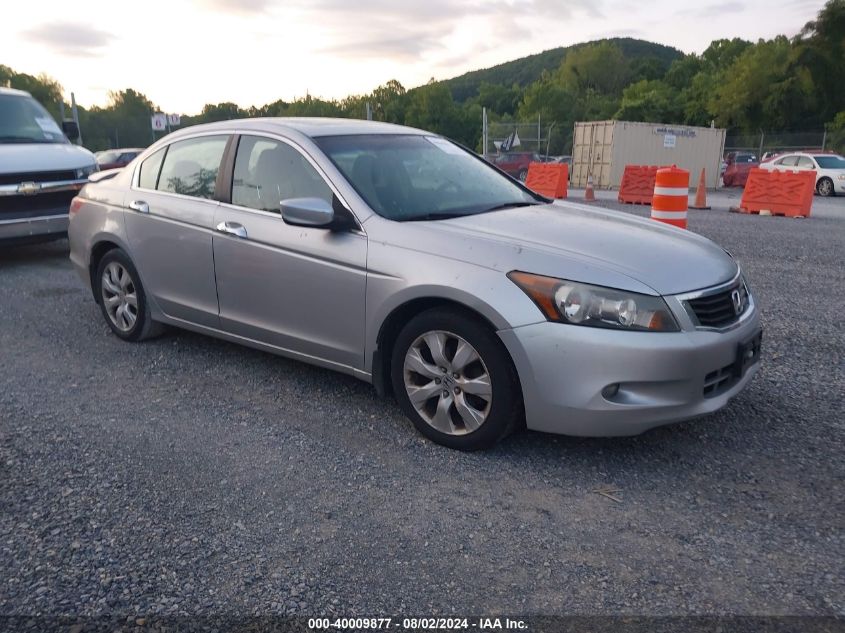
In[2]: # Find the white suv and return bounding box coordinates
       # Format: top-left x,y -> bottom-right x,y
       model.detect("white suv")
0,87 -> 97,244
759,152 -> 845,197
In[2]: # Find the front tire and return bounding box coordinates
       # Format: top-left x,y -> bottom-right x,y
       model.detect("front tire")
817,177 -> 834,197
390,308 -> 523,450
518,169 -> 528,182
95,249 -> 163,341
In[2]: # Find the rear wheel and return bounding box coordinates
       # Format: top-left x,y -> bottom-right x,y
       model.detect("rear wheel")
817,177 -> 834,197
390,308 -> 523,450
95,249 -> 163,341
518,169 -> 528,182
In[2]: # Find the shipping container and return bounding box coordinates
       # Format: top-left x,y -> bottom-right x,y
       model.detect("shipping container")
571,120 -> 727,190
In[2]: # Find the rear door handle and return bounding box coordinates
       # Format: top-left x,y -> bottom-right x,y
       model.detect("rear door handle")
128,200 -> 149,214
215,221 -> 248,239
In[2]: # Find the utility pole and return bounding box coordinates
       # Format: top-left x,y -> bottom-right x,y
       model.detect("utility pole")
71,92 -> 82,146
482,107 -> 488,157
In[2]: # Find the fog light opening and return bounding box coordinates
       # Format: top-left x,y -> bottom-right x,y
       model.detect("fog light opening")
601,383 -> 620,399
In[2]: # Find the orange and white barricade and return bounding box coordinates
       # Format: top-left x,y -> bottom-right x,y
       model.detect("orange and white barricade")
651,166 -> 689,229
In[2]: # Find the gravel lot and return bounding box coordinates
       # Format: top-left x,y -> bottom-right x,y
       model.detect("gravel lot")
1,196 -> 843,621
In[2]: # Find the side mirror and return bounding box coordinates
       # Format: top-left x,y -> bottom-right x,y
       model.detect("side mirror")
280,197 -> 334,228
62,120 -> 80,141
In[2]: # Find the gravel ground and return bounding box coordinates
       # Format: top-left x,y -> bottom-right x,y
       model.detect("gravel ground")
0,198 -> 843,621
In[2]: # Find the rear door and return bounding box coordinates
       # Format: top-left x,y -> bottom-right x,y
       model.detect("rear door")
125,134 -> 230,328
773,155 -> 798,171
211,134 -> 367,370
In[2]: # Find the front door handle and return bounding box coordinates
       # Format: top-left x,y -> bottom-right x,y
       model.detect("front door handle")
128,200 -> 149,214
215,221 -> 248,239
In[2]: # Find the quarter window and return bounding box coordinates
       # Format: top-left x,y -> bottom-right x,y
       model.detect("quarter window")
138,147 -> 166,190
157,135 -> 228,199
232,135 -> 332,212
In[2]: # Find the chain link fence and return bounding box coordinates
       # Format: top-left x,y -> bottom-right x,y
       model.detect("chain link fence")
724,130 -> 829,158
481,111 -> 558,160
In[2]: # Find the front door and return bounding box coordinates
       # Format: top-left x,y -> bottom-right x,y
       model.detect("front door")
211,135 -> 367,370
124,134 -> 229,328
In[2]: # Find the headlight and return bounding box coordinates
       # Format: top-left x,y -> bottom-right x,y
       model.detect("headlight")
75,163 -> 99,179
508,271 -> 680,332
837,174 -> 845,181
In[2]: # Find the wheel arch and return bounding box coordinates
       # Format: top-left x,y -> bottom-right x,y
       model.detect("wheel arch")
371,296 -> 510,399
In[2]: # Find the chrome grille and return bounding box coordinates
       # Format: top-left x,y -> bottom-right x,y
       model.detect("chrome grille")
0,170 -> 77,186
686,281 -> 748,329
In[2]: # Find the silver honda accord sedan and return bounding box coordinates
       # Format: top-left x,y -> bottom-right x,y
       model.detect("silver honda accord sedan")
68,118 -> 762,450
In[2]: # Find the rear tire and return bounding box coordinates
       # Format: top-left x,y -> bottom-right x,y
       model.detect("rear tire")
518,169 -> 528,182
95,249 -> 163,342
390,308 -> 523,450
817,177 -> 834,197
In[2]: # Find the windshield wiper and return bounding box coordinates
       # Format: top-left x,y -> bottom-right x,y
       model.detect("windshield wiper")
480,201 -> 543,212
404,212 -> 467,222
0,136 -> 51,144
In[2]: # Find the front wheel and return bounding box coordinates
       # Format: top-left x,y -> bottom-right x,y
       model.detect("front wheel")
518,169 -> 528,182
817,177 -> 834,197
95,249 -> 163,341
390,308 -> 523,450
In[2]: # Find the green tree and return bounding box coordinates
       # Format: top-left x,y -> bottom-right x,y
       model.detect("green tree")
615,79 -> 681,122
558,42 -> 631,96
405,81 -> 466,142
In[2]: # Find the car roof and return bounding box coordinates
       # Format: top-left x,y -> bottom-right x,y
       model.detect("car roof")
0,87 -> 33,98
174,117 -> 429,139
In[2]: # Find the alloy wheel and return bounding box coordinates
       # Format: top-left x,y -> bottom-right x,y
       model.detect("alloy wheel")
403,330 -> 492,435
818,178 -> 833,196
101,262 -> 138,332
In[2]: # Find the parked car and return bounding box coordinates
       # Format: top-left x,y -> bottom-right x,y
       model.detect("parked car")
492,151 -> 541,181
0,87 -> 97,244
722,152 -> 758,187
759,152 -> 845,196
96,148 -> 144,171
68,118 -> 761,450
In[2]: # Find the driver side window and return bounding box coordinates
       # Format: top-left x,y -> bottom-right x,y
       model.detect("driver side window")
232,135 -> 332,213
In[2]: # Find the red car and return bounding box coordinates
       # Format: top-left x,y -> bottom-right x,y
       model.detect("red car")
96,148 -> 143,171
492,151 -> 542,181
722,152 -> 758,187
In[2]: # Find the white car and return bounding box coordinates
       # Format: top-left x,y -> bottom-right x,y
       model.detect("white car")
0,87 -> 98,244
758,152 -> 845,197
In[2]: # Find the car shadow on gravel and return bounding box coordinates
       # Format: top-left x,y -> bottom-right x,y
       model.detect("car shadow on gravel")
151,322 -> 777,482
0,239 -> 69,267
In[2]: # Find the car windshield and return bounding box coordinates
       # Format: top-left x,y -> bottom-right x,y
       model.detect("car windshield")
97,150 -> 122,163
0,94 -> 67,144
314,134 -> 541,221
814,155 -> 845,169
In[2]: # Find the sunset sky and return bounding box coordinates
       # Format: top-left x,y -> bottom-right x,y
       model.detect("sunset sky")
1,0 -> 824,114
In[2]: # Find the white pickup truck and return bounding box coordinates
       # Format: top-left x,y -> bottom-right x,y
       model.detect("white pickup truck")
0,87 -> 98,244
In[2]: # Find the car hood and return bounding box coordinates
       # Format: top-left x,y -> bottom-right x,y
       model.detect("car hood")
373,202 -> 738,296
0,143 -> 96,174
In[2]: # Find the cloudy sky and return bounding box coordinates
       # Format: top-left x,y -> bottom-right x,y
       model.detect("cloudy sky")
2,0 -> 823,114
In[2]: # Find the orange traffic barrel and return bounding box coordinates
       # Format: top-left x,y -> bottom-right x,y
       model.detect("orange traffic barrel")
651,165 -> 689,229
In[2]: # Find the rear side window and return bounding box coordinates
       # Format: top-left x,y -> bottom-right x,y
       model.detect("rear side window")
776,156 -> 798,167
232,135 -> 332,212
138,148 -> 166,190
796,156 -> 814,168
157,135 -> 228,199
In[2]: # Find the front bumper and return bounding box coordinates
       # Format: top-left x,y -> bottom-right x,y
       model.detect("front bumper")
0,213 -> 69,241
498,305 -> 762,437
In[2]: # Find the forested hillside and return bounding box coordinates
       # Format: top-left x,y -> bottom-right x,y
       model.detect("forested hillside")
2,0 -> 843,154
441,38 -> 682,102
